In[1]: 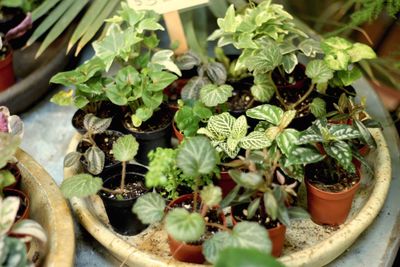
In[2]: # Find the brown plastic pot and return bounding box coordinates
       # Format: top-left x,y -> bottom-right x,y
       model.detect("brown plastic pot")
167,194 -> 226,264
306,178 -> 361,226
0,51 -> 15,91
3,188 -> 30,222
219,171 -> 236,197
172,121 -> 184,144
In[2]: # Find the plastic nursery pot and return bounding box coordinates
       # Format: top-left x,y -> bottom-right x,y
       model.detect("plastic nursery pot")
231,205 -> 286,258
122,105 -> 173,165
163,78 -> 189,113
167,194 -> 227,264
219,171 -> 237,197
3,163 -> 22,190
172,122 -> 184,144
99,163 -> 148,235
305,177 -> 361,226
77,130 -> 123,175
0,51 -> 16,91
3,188 -> 30,222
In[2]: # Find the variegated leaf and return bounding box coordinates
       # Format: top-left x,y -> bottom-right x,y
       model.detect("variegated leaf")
240,131 -> 271,149
265,126 -> 281,141
276,129 -> 299,156
84,146 -> 105,175
197,127 -> 217,140
83,114 -> 112,134
264,191 -> 278,220
281,163 -> 304,182
227,137 -> 240,152
330,125 -> 360,140
64,152 -> 82,167
229,222 -> 272,253
354,119 -> 376,149
206,62 -> 227,85
287,146 -> 325,165
10,219 -> 47,244
181,76 -> 210,101
0,197 -> 20,235
279,110 -> 296,129
175,51 -> 201,70
251,74 -> 276,102
219,142 -> 240,159
200,84 -> 233,107
282,53 -> 298,74
231,115 -> 248,140
151,50 -> 181,76
165,209 -> 205,242
298,130 -> 323,144
207,113 -> 235,139
246,104 -> 284,125
203,231 -> 230,264
323,141 -> 353,171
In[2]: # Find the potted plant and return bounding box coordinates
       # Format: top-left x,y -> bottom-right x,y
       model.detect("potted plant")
0,195 -> 48,266
133,136 -> 273,264
0,36 -> 15,91
296,118 -> 373,225
61,134 -> 149,235
51,4 -> 181,164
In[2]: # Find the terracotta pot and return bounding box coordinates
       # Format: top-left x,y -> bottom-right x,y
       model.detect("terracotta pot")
306,178 -> 361,225
0,51 -> 16,91
219,171 -> 236,197
172,121 -> 184,144
167,194 -> 226,264
3,188 -> 30,222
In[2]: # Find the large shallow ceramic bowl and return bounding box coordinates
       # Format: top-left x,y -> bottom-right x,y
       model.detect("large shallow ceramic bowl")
17,149 -> 75,267
64,128 -> 391,267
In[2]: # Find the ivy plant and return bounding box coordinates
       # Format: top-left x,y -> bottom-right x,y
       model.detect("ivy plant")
197,112 -> 271,159
132,136 -> 272,264
61,135 -> 139,198
50,4 -> 181,127
63,114 -> 112,175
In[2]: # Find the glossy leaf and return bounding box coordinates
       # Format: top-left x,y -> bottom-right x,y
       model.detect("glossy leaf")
84,146 -> 105,175
165,209 -> 205,242
246,104 -> 283,125
60,174 -> 103,198
132,192 -> 166,224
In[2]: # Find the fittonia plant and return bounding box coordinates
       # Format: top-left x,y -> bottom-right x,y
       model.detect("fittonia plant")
132,137 -> 272,264
197,112 -> 271,159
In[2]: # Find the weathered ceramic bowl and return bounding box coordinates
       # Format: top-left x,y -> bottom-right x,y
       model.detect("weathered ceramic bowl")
17,149 -> 75,267
64,128 -> 391,266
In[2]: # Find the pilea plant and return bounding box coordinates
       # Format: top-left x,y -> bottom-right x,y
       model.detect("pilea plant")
63,114 -> 112,175
197,112 -> 271,159
50,3 -> 181,127
61,135 -> 139,198
0,196 -> 48,266
132,137 -> 272,264
174,100 -> 213,137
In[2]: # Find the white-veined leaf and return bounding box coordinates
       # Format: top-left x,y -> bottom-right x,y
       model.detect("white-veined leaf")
10,219 -> 47,244
84,146 -> 105,175
240,131 -> 271,150
246,104 -> 284,125
287,147 -> 325,165
305,59 -> 334,84
206,62 -> 227,85
330,125 -> 360,140
207,113 -> 235,139
276,129 -> 299,156
200,84 -> 233,107
0,197 -> 19,235
83,114 -> 112,134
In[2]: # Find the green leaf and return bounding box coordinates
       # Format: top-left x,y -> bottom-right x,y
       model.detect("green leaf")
113,135 -> 139,162
132,192 -> 166,224
200,84 -> 233,107
240,131 -> 271,150
288,207 -> 310,219
324,141 -> 353,171
151,50 -> 181,76
305,60 -> 334,84
0,133 -> 21,169
229,222 -> 272,253
50,90 -> 74,106
0,170 -> 15,192
251,74 -> 276,102
149,71 -> 177,91
245,44 -> 282,73
203,231 -> 230,264
206,62 -> 227,85
247,198 -> 261,220
215,247 -> 284,267
282,53 -> 298,74
200,185 -> 222,207
246,104 -> 284,125
181,76 -> 210,101
84,146 -> 105,175
347,43 -> 376,62
263,191 -> 278,220
276,129 -> 299,156
137,18 -> 164,33
217,5 -> 238,33
330,125 -> 361,140
132,107 -> 153,127
287,147 -> 325,165
231,115 -> 248,140
74,96 -> 90,109
31,0 -> 62,22
324,51 -> 351,71
337,67 -> 362,86
310,98 -> 326,118
83,114 -> 112,134
175,51 -> 201,70
177,136 -> 217,177
10,219 -> 48,244
64,152 -> 81,167
0,237 -> 28,266
321,37 -> 352,52
207,113 -> 235,139
229,170 -> 263,190
60,174 -> 103,198
105,84 -> 129,106
0,196 -> 20,235
354,119 -> 376,149
165,209 -> 205,242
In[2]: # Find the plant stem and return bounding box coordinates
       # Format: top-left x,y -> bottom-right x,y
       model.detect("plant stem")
200,204 -> 208,217
273,83 -> 289,110
290,83 -> 315,110
205,222 -> 231,233
120,161 -> 126,191
193,176 -> 200,212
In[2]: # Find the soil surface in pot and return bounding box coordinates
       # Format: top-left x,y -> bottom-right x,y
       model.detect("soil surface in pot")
72,102 -> 119,131
232,203 -> 280,229
227,89 -> 254,112
124,106 -> 173,133
99,179 -> 147,200
305,162 -> 360,193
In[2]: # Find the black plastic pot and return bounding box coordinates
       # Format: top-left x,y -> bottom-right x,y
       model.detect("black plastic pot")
99,163 -> 149,235
122,105 -> 173,165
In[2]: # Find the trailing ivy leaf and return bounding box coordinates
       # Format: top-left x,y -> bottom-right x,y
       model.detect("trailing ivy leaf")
113,135 -> 139,162
263,191 -> 278,220
246,104 -> 283,125
64,152 -> 81,167
287,147 -> 325,165
298,39 -> 322,57
50,90 -> 74,106
347,43 -> 376,62
229,170 -> 263,190
181,76 -> 210,101
321,37 -> 352,52
337,67 -> 362,86
200,185 -> 222,207
276,129 -> 299,156
305,60 -> 334,84
177,136 -> 217,177
203,231 -> 230,264
175,51 -> 201,70
60,174 -> 103,198
282,53 -> 298,74
215,247 -> 284,267
151,50 -> 181,76
132,192 -> 166,224
83,114 -> 112,134
251,74 -> 275,102
324,51 -> 351,71
229,222 -> 272,253
310,97 -> 326,118
323,141 -> 353,172
165,209 -> 205,242
206,62 -> 227,85
240,131 -> 271,150
247,197 -> 260,220
245,44 -> 282,73
84,146 -> 105,175
217,4 -> 238,33
137,18 -> 163,33
200,84 -> 233,107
